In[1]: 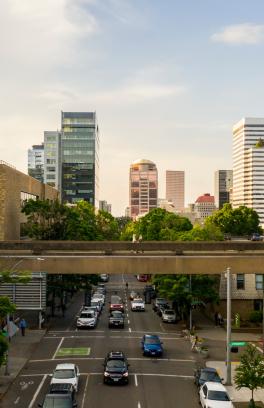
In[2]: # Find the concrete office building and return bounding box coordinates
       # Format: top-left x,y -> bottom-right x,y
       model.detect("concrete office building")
165,170 -> 185,212
99,200 -> 112,214
61,112 -> 99,206
233,117 -> 264,225
129,159 -> 158,219
0,161 -> 59,240
44,130 -> 61,190
214,170 -> 233,209
28,143 -> 44,183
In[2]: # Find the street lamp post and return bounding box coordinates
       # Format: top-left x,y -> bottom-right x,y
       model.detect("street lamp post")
189,275 -> 192,332
226,267 -> 232,385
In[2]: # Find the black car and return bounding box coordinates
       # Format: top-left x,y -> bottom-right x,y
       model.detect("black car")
194,367 -> 223,387
108,311 -> 124,328
103,351 -> 129,385
152,298 -> 169,312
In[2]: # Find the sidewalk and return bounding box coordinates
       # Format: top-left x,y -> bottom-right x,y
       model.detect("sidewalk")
193,311 -> 264,404
0,329 -> 46,400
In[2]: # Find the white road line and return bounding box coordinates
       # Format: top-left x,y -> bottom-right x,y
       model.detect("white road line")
122,274 -> 125,284
81,374 -> 89,408
128,320 -> 130,324
135,373 -> 193,379
52,337 -> 64,359
46,336 -> 105,339
138,402 -> 141,408
21,372 -> 193,379
129,327 -> 132,332
47,330 -> 181,335
14,397 -> 20,405
134,374 -> 138,387
48,330 -> 105,333
28,374 -> 47,408
30,357 -> 195,363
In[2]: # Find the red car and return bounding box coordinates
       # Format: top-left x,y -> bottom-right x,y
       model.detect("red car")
109,295 -> 124,312
137,275 -> 148,282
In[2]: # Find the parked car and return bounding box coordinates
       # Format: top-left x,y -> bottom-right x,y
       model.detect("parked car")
82,306 -> 99,319
131,298 -> 145,311
109,310 -> 125,328
157,303 -> 170,317
152,298 -> 168,312
109,295 -> 124,312
161,309 -> 177,323
250,233 -> 263,241
100,274 -> 109,282
103,351 -> 129,385
76,310 -> 97,329
50,364 -> 80,392
92,292 -> 105,305
91,298 -> 103,313
137,274 -> 148,282
141,334 -> 163,357
194,367 -> 223,388
199,382 -> 233,408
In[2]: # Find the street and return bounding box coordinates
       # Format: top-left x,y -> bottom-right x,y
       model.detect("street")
1,274 -> 201,408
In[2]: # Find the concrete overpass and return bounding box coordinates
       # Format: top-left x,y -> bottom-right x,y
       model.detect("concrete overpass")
0,241 -> 264,275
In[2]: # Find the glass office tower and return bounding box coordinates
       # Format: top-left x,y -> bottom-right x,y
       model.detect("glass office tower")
61,112 -> 99,206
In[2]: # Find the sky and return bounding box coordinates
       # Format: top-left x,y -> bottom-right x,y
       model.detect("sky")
1,0 -> 264,216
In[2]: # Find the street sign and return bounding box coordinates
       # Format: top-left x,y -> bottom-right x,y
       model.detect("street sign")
229,341 -> 246,347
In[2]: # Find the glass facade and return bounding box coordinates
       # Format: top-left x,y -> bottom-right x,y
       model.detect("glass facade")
61,112 -> 99,206
129,159 -> 158,219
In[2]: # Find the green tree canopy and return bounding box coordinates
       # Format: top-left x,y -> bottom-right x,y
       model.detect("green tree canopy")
0,296 -> 16,320
234,344 -> 264,406
96,211 -> 119,240
205,204 -> 262,236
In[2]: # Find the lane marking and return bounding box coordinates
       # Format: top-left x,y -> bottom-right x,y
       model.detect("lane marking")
14,397 -> 20,405
135,374 -> 138,387
138,402 -> 141,408
21,372 -> 194,379
46,335 -> 182,340
129,328 -> 132,332
30,357 -> 195,363
81,374 -> 90,408
52,337 -> 64,360
47,330 -> 181,335
28,374 -> 47,408
128,320 -> 130,324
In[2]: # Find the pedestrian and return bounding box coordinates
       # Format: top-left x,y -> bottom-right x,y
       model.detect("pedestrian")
218,312 -> 223,326
191,335 -> 198,350
214,311 -> 218,326
19,318 -> 27,336
125,282 -> 128,290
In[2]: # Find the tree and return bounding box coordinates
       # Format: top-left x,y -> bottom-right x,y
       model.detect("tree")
116,216 -> 132,236
96,211 -> 119,240
64,201 -> 98,240
234,344 -> 264,407
206,204 -> 262,236
0,297 -> 16,320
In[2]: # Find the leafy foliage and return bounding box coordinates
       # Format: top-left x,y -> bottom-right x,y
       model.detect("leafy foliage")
234,344 -> 264,405
0,335 -> 8,367
0,296 -> 16,319
96,211 -> 119,240
206,204 -> 262,236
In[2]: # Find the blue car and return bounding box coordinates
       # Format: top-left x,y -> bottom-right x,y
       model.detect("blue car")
141,334 -> 163,357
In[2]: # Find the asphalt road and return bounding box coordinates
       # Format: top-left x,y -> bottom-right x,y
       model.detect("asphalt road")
1,274 -> 201,408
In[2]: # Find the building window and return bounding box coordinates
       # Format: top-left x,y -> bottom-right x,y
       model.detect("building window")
256,274 -> 264,290
254,299 -> 263,311
236,274 -> 245,290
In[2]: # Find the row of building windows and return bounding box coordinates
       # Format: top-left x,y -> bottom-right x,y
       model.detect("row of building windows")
236,274 -> 263,290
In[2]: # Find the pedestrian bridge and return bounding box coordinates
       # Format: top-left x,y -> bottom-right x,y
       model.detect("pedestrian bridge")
0,240 -> 264,275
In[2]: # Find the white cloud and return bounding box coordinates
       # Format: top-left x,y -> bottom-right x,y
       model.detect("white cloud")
211,23 -> 264,45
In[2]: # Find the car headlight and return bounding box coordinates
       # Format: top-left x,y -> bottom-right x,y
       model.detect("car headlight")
122,372 -> 129,377
104,372 -> 110,376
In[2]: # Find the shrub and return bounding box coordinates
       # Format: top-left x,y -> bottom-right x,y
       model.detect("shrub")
249,310 -> 263,324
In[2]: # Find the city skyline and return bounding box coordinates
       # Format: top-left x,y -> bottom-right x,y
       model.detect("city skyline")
1,1 -> 264,215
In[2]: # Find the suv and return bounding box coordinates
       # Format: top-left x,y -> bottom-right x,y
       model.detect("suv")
131,298 -> 145,311
109,295 -> 124,312
76,310 -> 97,329
109,310 -> 124,328
103,351 -> 129,385
50,364 -> 80,392
161,309 -> 177,323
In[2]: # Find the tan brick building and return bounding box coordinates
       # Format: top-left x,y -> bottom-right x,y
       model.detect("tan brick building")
0,161 -> 59,240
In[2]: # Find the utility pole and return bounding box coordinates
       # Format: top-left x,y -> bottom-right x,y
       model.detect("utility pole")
189,275 -> 192,332
226,267 -> 232,385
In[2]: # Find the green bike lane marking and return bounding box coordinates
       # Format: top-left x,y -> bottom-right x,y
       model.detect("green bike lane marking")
56,347 -> 91,357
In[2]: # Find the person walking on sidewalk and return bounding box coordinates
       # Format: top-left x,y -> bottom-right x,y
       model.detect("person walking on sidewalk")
19,318 -> 27,336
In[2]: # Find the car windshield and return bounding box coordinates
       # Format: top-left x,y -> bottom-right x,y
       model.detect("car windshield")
111,296 -> 121,303
53,369 -> 75,379
200,371 -> 220,381
111,312 -> 122,317
43,396 -> 72,408
164,310 -> 174,315
106,360 -> 126,369
157,299 -> 167,304
134,299 -> 143,303
80,313 -> 94,319
208,391 -> 230,401
145,337 -> 160,344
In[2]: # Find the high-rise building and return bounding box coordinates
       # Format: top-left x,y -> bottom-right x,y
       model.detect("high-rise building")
194,193 -> 216,220
129,159 -> 158,219
214,170 -> 233,209
61,112 -> 99,206
233,118 -> 264,225
27,143 -> 44,183
44,131 -> 61,190
99,200 -> 112,214
165,170 -> 185,212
